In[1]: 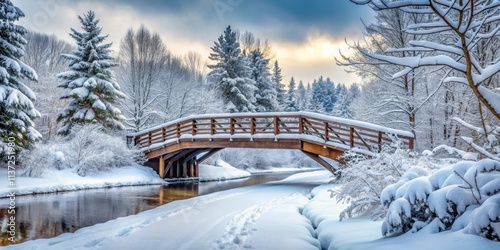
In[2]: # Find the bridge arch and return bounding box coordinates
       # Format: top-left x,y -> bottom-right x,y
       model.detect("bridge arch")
127,112 -> 414,179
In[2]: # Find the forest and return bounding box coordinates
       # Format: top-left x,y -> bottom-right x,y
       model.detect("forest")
0,0 -> 499,243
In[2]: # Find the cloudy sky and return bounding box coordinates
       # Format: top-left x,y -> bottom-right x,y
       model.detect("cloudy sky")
13,0 -> 374,85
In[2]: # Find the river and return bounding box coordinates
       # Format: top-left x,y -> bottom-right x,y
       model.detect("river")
0,171 -> 303,246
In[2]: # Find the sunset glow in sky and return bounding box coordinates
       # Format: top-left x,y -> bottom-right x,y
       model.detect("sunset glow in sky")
14,0 -> 374,85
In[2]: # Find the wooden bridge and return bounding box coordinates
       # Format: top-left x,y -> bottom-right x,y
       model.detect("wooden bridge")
127,112 -> 414,179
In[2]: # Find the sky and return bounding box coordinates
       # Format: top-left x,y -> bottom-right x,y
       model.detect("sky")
13,0 -> 374,85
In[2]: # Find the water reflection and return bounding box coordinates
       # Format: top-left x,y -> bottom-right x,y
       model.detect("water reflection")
0,172 -> 299,246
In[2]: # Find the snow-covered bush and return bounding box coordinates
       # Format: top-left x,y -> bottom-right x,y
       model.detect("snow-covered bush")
381,159 -> 500,241
20,125 -> 145,177
333,146 -> 433,221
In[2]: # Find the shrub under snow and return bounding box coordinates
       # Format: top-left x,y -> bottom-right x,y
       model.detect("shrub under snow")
381,159 -> 500,241
20,125 -> 145,177
333,147 -> 435,221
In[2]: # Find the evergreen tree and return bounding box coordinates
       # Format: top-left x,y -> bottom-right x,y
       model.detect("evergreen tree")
333,84 -> 352,118
57,11 -> 125,135
285,77 -> 298,111
248,49 -> 277,112
297,80 -> 309,111
272,60 -> 286,110
311,76 -> 337,114
207,26 -> 256,112
0,0 -> 41,160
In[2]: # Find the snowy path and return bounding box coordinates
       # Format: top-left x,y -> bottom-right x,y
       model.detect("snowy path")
7,171 -> 329,250
6,169 -> 497,250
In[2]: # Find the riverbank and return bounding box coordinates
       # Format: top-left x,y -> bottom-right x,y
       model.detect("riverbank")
0,164 -> 165,198
0,160 -> 309,198
5,170 -> 496,250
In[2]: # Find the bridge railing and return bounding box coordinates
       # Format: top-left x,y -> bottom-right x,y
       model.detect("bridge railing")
128,112 -> 414,153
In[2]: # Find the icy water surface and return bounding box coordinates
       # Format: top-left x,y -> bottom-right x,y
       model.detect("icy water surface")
0,171 -> 301,246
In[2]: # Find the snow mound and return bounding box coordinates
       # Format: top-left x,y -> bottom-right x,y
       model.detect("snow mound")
199,159 -> 251,182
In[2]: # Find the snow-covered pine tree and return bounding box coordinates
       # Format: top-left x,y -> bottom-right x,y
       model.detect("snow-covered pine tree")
0,0 -> 41,160
57,11 -> 126,135
311,76 -> 337,114
297,80 -> 309,111
272,60 -> 286,111
249,49 -> 278,112
285,77 -> 298,111
208,26 -> 256,113
333,84 -> 359,118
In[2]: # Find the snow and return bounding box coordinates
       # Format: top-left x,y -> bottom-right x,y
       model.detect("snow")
4,169 -> 498,249
432,144 -> 479,161
199,159 -> 251,181
0,165 -> 164,198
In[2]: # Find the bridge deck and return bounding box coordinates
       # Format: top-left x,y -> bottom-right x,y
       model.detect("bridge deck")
128,112 -> 414,179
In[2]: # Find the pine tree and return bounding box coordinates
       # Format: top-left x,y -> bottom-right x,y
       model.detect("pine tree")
207,26 -> 256,113
333,84 -> 351,118
0,0 -> 41,160
297,80 -> 309,111
311,76 -> 337,114
285,77 -> 298,111
57,11 -> 125,135
249,49 -> 278,112
272,60 -> 286,111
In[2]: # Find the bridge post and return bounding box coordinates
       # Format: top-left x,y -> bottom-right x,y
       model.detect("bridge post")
159,155 -> 165,179
210,118 -> 215,135
191,120 -> 197,136
299,116 -> 304,134
274,116 -> 279,135
250,118 -> 255,135
324,122 -> 329,142
409,137 -> 414,150
230,118 -> 235,135
378,131 -> 382,152
349,127 -> 354,148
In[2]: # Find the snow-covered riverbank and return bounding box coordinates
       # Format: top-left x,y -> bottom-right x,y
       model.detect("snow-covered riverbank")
0,165 -> 165,198
0,160 -> 262,198
5,170 -> 497,250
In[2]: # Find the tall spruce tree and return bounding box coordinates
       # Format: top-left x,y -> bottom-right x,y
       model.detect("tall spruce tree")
311,76 -> 337,114
272,60 -> 286,110
0,0 -> 41,160
249,49 -> 277,112
57,11 -> 125,135
208,26 -> 255,112
297,80 -> 309,111
285,77 -> 298,111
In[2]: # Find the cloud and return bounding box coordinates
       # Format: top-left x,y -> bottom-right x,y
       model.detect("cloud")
12,0 -> 369,84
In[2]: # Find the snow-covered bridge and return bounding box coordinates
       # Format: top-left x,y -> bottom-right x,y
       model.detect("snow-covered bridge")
127,112 -> 414,179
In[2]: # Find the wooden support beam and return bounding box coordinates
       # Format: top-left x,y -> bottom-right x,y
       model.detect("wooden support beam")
301,150 -> 336,174
197,148 -> 223,164
182,160 -> 188,178
189,159 -> 194,177
165,149 -> 197,176
159,155 -> 165,179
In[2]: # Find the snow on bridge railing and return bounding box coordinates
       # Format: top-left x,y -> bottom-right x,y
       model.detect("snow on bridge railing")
127,111 -> 414,153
